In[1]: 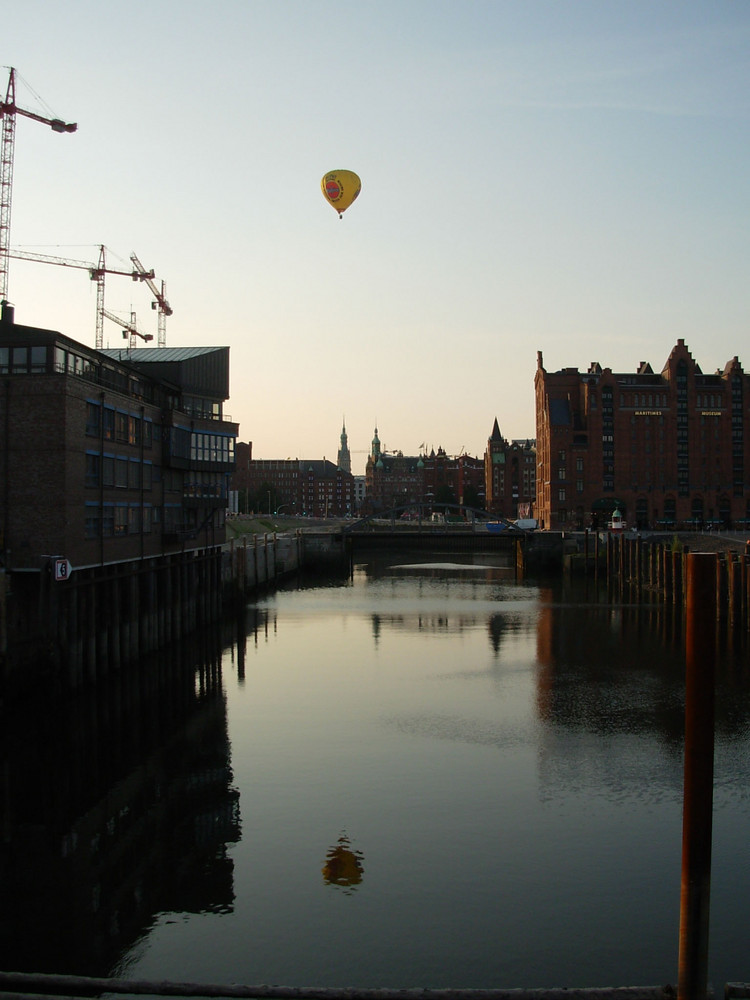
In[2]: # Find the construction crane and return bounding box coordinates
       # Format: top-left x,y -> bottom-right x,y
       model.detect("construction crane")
130,251 -> 172,347
8,244 -> 153,347
0,67 -> 77,301
102,308 -> 153,348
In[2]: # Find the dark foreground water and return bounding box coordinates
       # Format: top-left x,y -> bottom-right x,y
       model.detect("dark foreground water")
2,553 -> 750,989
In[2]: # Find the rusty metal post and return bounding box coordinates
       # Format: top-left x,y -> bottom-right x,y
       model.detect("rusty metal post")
594,527 -> 600,583
678,552 -> 717,1000
584,529 -> 589,575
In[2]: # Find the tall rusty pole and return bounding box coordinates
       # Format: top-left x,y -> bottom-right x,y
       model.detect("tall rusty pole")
678,552 -> 717,1000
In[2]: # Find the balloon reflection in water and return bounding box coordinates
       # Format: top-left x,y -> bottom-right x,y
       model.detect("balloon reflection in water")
322,833 -> 364,891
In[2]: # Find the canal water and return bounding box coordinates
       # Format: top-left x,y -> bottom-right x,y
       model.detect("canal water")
2,552 -> 750,990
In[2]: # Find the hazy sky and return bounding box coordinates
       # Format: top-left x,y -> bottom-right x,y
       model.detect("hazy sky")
5,1 -> 750,474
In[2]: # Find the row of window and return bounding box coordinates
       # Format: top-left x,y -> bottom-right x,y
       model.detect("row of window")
84,502 -> 227,539
86,401 -> 154,448
86,452 -> 229,500
191,431 -> 235,463
0,345 -> 48,374
85,452 -> 154,490
617,393 -> 734,409
85,503 -> 158,539
169,426 -> 235,464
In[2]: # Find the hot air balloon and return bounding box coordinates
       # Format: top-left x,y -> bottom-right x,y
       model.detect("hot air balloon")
321,170 -> 361,218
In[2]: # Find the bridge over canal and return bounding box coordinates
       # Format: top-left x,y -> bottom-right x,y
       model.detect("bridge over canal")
300,504 -> 565,572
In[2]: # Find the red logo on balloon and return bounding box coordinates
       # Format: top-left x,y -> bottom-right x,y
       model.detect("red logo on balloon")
326,180 -> 341,201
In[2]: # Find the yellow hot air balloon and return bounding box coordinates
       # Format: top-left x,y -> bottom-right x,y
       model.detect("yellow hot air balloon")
321,170 -> 361,218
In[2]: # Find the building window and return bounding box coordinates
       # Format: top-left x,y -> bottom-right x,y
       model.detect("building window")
115,411 -> 128,443
558,488 -> 566,501
86,402 -> 101,436
102,455 -> 115,487
85,453 -> 100,488
114,505 -> 128,536
115,457 -> 128,488
128,505 -> 141,534
30,346 -> 47,373
103,408 -> 115,441
85,504 -> 100,539
11,347 -> 29,373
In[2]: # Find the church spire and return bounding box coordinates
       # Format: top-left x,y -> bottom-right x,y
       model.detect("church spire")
337,418 -> 351,473
371,425 -> 381,460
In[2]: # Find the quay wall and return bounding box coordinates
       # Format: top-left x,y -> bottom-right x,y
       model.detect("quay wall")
0,529 -> 333,695
566,530 -> 750,632
13,525 -> 748,695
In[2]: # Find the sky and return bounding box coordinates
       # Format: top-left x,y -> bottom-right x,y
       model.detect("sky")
5,1 -> 750,475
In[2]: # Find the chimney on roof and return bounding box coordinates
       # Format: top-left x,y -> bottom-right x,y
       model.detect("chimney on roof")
1,300 -> 14,326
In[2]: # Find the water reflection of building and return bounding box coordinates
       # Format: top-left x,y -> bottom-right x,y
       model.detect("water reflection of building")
534,585 -> 686,741
0,630 -> 239,976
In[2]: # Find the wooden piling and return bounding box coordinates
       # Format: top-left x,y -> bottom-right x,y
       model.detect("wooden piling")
678,552 -> 717,1000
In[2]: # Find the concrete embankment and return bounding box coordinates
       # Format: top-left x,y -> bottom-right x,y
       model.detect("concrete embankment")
222,529 -> 348,600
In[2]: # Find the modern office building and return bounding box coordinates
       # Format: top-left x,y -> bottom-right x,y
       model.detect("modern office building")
0,306 -> 237,569
534,340 -> 750,531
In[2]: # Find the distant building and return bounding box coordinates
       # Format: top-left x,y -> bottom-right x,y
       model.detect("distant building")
365,428 -> 424,511
422,448 -> 485,508
244,458 -> 354,517
300,460 -> 355,517
363,427 -> 485,513
534,341 -> 750,530
244,459 -> 300,515
483,419 -> 536,518
353,476 -> 366,513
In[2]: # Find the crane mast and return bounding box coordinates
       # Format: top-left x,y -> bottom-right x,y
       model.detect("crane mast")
102,309 -> 154,347
102,308 -> 153,348
0,67 -> 77,302
130,252 -> 172,347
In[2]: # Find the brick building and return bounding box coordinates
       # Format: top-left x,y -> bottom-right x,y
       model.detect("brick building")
483,418 -> 536,518
300,460 -> 355,517
363,427 -> 485,513
534,340 -> 750,531
243,458 -> 355,517
0,304 -> 237,569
